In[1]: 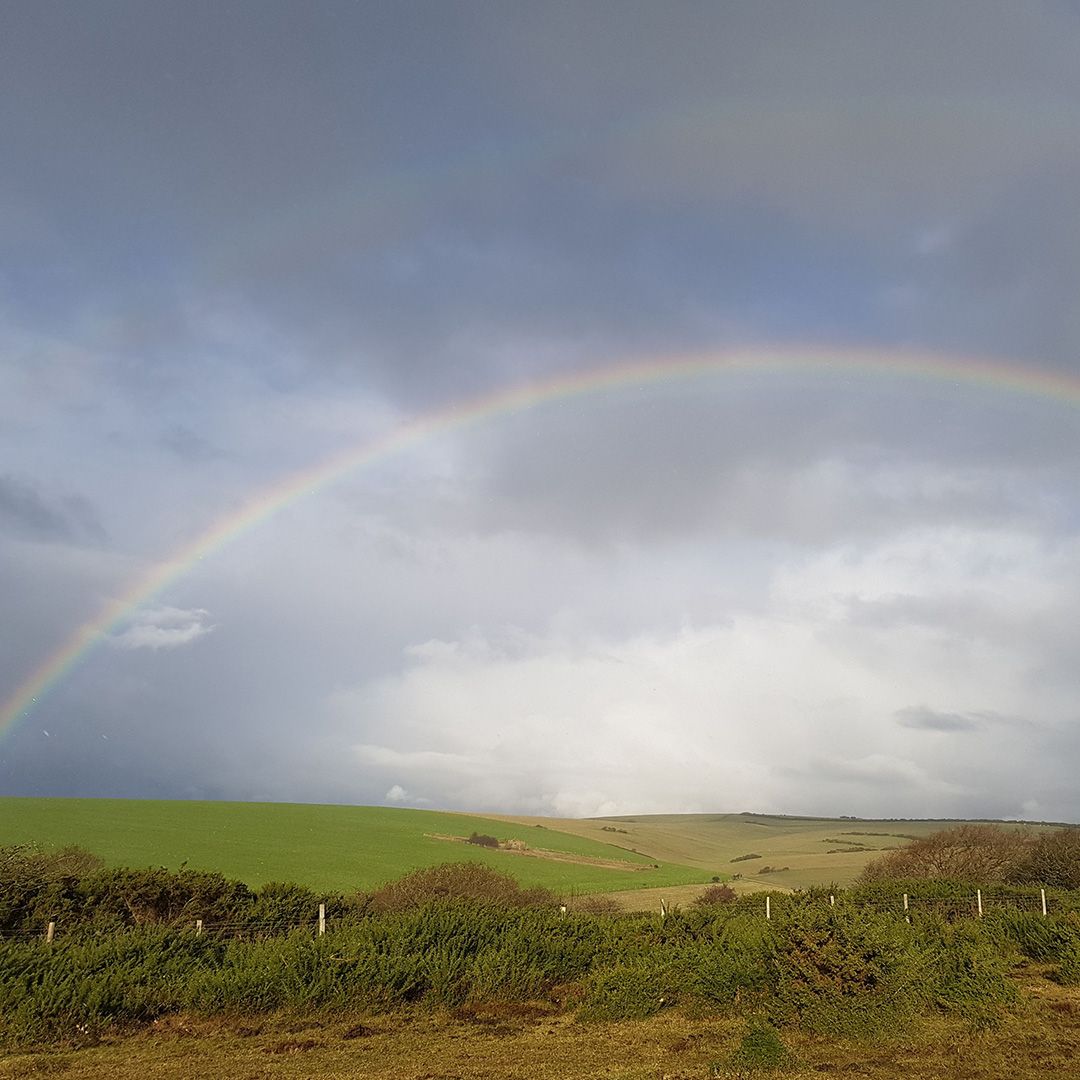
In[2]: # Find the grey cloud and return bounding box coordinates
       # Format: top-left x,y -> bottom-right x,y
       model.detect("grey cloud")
161,426 -> 227,463
0,475 -> 104,543
895,706 -> 982,733
4,2 -> 1079,407
456,383 -> 1080,547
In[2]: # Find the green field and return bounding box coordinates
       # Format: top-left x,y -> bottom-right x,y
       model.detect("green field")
0,798 -> 708,895
3,799 -> 1070,899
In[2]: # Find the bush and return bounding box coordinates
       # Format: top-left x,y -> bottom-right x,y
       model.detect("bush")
768,908 -> 925,1035
580,957 -> 676,1020
366,863 -> 556,914
694,884 -> 737,907
992,910 -> 1079,962
921,920 -> 1019,1024
78,866 -> 255,928
719,1019 -> 797,1073
466,833 -> 500,848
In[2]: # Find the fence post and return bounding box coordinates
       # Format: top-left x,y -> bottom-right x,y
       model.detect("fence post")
903,893 -> 909,923
765,896 -> 771,920
976,889 -> 983,918
195,919 -> 203,937
660,898 -> 667,921
1041,888 -> 1048,917
46,921 -> 55,943
829,894 -> 835,907
318,903 -> 326,936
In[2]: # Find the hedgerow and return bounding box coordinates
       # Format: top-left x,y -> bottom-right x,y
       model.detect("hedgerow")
1,848 -> 1072,1050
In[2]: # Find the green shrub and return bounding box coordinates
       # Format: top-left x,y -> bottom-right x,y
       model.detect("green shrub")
580,957 -> 676,1020
1051,939 -> 1080,986
991,910 -> 1079,961
718,1019 -> 797,1073
921,920 -> 1018,1025
768,908 -> 924,1035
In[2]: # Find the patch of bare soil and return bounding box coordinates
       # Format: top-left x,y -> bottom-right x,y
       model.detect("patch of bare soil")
425,834 -> 654,871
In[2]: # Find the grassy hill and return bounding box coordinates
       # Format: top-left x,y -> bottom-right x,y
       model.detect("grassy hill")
3,799 -> 1067,902
487,810 -> 1065,904
0,798 -> 708,895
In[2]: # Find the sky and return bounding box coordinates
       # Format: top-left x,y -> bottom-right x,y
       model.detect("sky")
3,1 -> 1080,821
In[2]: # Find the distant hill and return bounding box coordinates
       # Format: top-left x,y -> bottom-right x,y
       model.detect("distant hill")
2,799 -> 1068,902
484,810 -> 1070,908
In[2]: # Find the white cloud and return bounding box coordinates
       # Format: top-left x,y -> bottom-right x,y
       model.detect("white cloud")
110,606 -> 214,651
329,523 -> 1080,820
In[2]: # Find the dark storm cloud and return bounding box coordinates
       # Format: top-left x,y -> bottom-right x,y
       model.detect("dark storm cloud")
0,475 -> 104,543
4,2 -> 1080,404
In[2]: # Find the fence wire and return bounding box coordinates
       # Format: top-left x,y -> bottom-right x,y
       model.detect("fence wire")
1,889 -> 1059,942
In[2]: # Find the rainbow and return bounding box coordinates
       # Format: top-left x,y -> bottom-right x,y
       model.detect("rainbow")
4,344 -> 1080,740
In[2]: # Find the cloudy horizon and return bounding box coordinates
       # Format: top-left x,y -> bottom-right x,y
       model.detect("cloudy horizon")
4,2 -> 1080,821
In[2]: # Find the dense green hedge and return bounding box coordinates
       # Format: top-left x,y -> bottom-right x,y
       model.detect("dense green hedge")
5,847 -> 1080,1049
4,894 -> 1071,1047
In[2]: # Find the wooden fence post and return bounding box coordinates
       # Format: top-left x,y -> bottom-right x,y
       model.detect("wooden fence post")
660,898 -> 667,921
765,896 -> 771,920
903,893 -> 909,923
976,889 -> 983,918
318,903 -> 326,936
829,894 -> 835,907
195,919 -> 203,937
46,921 -> 55,943
1041,888 -> 1048,917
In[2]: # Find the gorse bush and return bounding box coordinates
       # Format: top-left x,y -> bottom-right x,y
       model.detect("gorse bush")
0,846 -> 367,936
364,862 -> 556,914
767,907 -> 925,1036
2,849 -> 1074,1050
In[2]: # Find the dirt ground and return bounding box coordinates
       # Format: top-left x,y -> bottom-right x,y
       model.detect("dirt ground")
2,968 -> 1078,1080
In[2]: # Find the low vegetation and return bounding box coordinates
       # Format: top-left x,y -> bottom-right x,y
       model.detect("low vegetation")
5,840 -> 1080,1056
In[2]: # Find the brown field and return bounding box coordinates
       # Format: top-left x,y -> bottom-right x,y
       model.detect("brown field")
2,965 -> 1077,1080
484,812 -> 1059,892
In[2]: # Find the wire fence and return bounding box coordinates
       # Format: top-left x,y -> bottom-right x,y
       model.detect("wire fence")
1,886 -> 1062,942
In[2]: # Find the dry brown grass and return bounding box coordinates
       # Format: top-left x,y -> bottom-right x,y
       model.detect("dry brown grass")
2,967 -> 1078,1080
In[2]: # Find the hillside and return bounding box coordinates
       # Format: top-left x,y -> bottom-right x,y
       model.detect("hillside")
0,798 -> 707,895
487,810 -> 1066,901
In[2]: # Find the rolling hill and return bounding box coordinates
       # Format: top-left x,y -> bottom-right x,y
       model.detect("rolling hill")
0,798 -> 707,895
